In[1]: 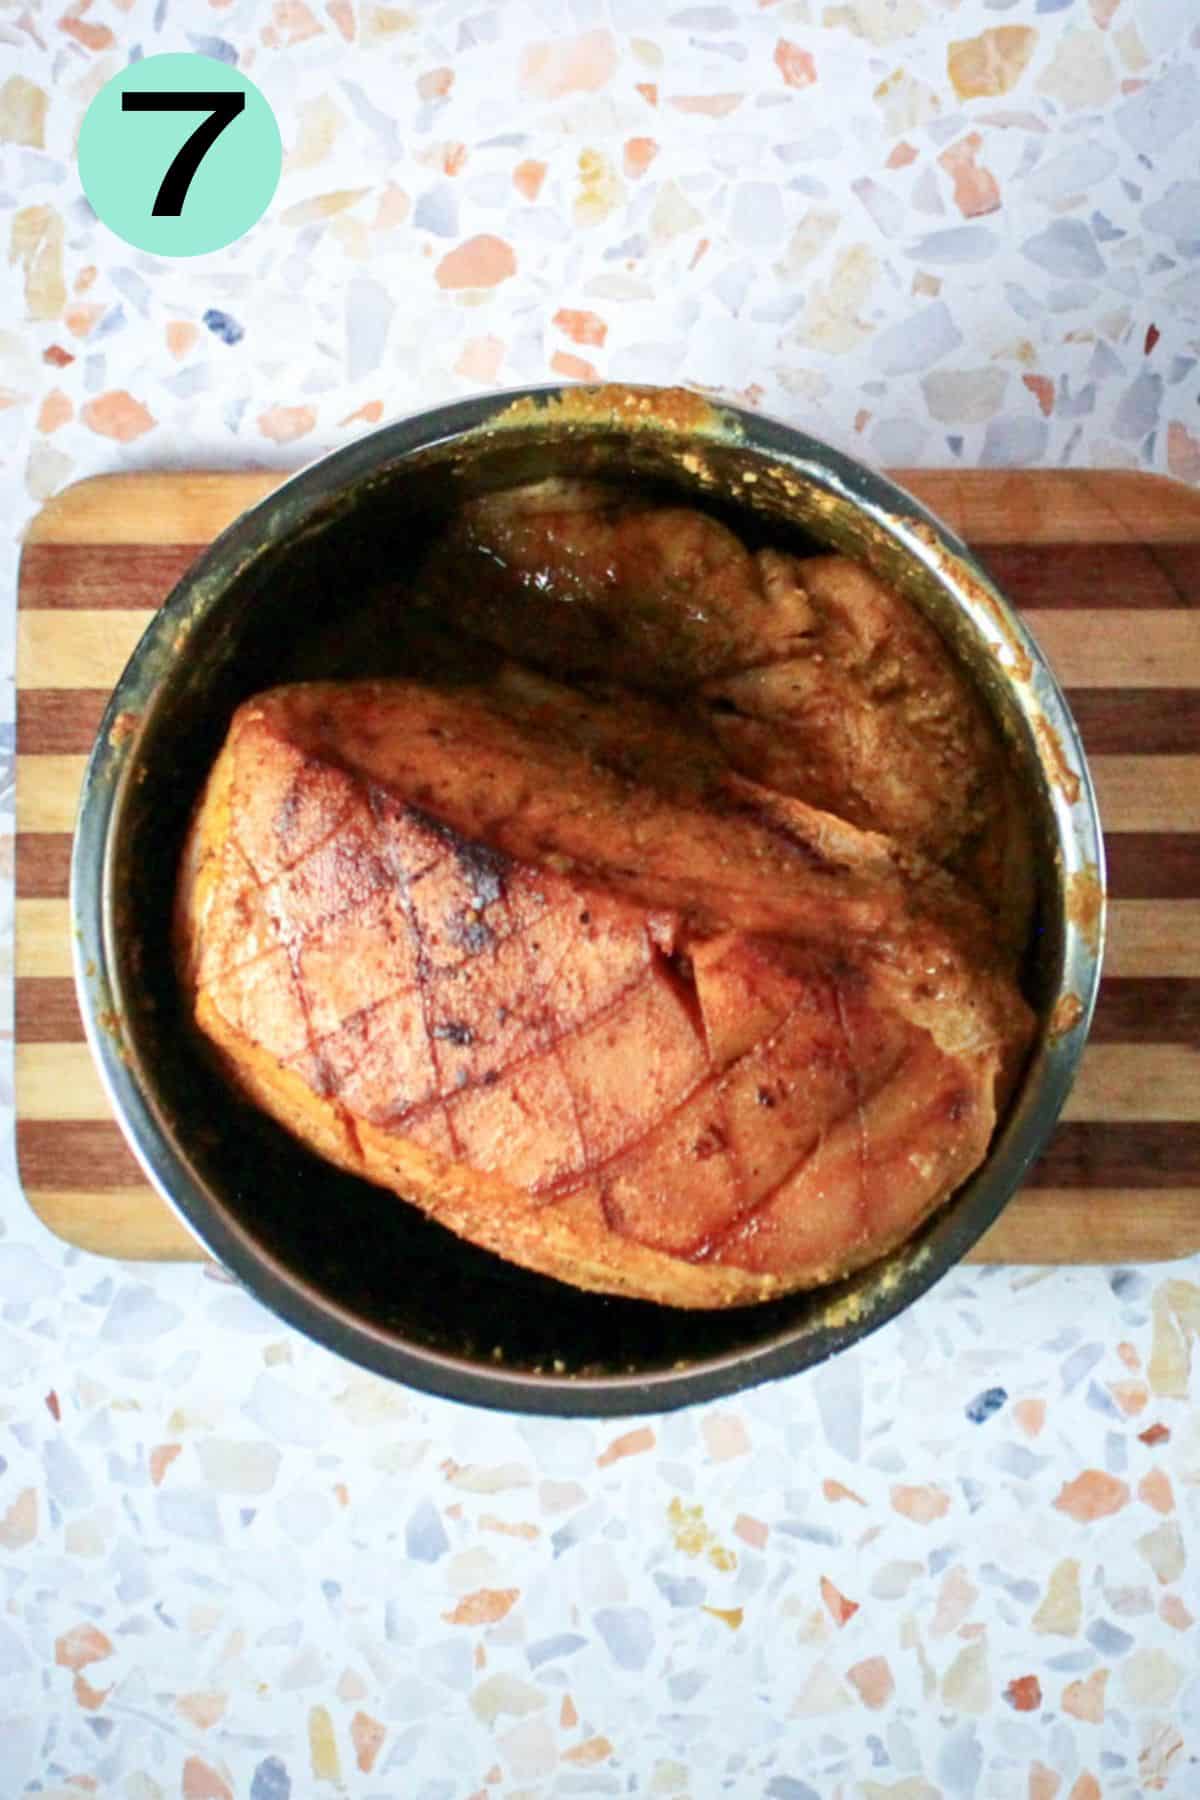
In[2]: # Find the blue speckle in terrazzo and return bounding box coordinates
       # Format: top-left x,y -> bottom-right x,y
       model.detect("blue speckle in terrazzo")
204,307 -> 245,345
966,1386 -> 1007,1423
250,1756 -> 291,1800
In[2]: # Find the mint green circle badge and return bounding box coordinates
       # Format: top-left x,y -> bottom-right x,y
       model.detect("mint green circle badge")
79,53 -> 281,257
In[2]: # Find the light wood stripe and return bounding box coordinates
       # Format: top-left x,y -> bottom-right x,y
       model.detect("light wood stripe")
24,471 -> 287,545
18,897 -> 1200,982
19,1039 -> 1196,1127
16,1044 -> 112,1121
17,611 -> 1200,696
14,754 -> 1200,841
1063,1045 -> 1200,1123
1090,759 -> 1200,832
18,611 -> 151,690
23,1187 -> 202,1259
16,757 -> 86,834
1106,902 -> 1200,977
22,468 -> 1200,549
969,1189 -> 1200,1264
1024,612 -> 1200,688
17,900 -> 75,978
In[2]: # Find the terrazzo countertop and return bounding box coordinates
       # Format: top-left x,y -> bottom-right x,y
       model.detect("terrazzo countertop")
2,3 -> 1199,1795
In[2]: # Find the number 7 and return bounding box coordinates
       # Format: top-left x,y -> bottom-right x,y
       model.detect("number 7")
121,91 -> 245,216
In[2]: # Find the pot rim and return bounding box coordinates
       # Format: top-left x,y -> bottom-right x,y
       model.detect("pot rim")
70,382 -> 1105,1415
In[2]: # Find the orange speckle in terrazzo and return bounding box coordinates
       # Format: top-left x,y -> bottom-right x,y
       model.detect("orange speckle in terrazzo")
636,81 -> 658,106
890,1483 -> 950,1524
513,159 -> 546,202
436,235 -> 516,290
0,1488 -> 37,1549
455,335 -> 505,383
1063,1667 -> 1108,1723
820,1576 -> 858,1627
847,1657 -> 893,1710
55,1624 -> 113,1671
263,0 -> 323,47
340,400 -> 383,426
1167,421 -> 1200,486
177,1693 -> 227,1730
1139,1421 -> 1170,1446
418,67 -> 453,100
441,141 -> 467,177
560,1694 -> 578,1729
327,0 -> 354,39
148,1443 -> 181,1486
520,28 -> 617,100
1013,1400 -> 1046,1437
479,1514 -> 539,1540
939,132 -> 1001,218
166,321 -> 199,360
565,1736 -> 615,1763
734,1513 -> 768,1549
690,237 -> 711,269
350,1711 -> 385,1774
624,136 -> 658,178
37,388 -> 71,433
932,1564 -> 978,1637
65,303 -> 104,339
82,390 -> 155,442
886,140 -> 917,169
554,307 -> 607,348
1137,1468 -> 1174,1515
1029,1761 -> 1061,1800
73,1671 -> 110,1711
258,403 -> 317,444
181,1757 -> 232,1800
1160,1594 -> 1193,1631
1108,1377 -> 1148,1416
73,264 -> 97,294
59,8 -> 116,51
444,1588 -> 519,1626
373,184 -> 410,229
1023,373 -> 1056,417
551,350 -> 598,382
44,344 -> 74,367
669,93 -> 744,117
1068,1776 -> 1101,1800
702,1412 -> 750,1462
774,40 -> 816,89
597,1425 -> 654,1467
1004,1674 -> 1042,1712
1117,1339 -> 1140,1370
1054,1470 -> 1130,1523
823,1479 -> 866,1505
703,1605 -> 744,1630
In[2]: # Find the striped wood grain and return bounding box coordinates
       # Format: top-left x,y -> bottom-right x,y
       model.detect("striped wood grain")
16,467 -> 1200,1263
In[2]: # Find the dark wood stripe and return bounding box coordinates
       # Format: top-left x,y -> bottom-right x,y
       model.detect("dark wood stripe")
979,541 -> 1200,611
16,1115 -> 1200,1193
19,542 -> 204,609
1066,690 -> 1200,755
21,825 -> 1198,902
16,836 -> 72,899
1027,1123 -> 1200,1188
17,690 -> 109,754
1092,979 -> 1200,1045
1104,835 -> 1200,900
17,1120 -> 145,1190
15,980 -> 84,1043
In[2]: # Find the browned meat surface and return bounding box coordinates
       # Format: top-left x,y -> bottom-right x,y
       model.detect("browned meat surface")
417,489 -> 1034,952
177,670 -> 1034,1309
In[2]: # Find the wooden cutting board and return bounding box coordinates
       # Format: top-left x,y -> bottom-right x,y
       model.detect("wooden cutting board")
15,468 -> 1200,1264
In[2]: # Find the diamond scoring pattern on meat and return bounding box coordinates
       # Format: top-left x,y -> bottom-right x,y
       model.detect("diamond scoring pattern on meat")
179,636 -> 1033,1308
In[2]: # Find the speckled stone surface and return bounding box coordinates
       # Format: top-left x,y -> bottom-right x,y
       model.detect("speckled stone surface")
2,3 -> 1199,1795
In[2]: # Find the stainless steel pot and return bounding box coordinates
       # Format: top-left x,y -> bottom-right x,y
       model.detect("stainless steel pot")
71,384 -> 1105,1415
